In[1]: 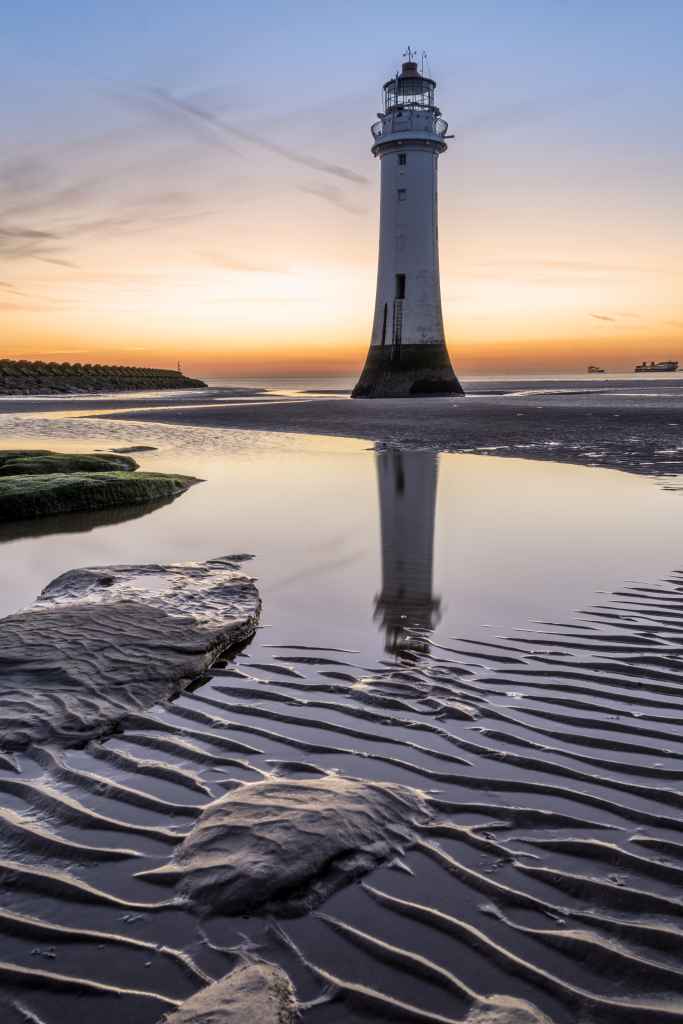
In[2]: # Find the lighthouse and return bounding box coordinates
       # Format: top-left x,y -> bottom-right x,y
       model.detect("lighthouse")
352,54 -> 463,399
374,448 -> 441,654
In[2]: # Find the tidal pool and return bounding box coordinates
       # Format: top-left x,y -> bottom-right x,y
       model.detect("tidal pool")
1,426 -> 681,649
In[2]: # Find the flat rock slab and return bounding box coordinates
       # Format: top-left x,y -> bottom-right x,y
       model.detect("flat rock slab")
160,962 -> 297,1024
0,556 -> 260,751
0,470 -> 197,521
144,776 -> 430,915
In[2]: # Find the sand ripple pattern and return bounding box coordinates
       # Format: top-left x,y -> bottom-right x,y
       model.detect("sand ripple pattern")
2,573 -> 683,1022
0,557 -> 260,752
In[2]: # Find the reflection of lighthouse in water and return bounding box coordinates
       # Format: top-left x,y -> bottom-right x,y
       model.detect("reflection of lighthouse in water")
374,448 -> 441,654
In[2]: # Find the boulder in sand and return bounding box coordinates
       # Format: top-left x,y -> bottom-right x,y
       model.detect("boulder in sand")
143,775 -> 430,915
160,962 -> 297,1024
464,999 -> 555,1024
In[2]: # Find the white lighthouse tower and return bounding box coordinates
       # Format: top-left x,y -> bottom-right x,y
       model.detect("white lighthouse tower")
352,53 -> 463,399
352,54 -> 464,399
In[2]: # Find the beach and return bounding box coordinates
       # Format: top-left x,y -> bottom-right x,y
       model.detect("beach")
2,374 -> 682,478
1,375 -> 683,1024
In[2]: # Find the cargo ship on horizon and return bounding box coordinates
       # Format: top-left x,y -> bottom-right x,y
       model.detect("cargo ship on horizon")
634,360 -> 679,373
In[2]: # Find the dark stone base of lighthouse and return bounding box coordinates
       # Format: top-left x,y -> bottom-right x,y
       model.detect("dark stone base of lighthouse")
351,343 -> 464,399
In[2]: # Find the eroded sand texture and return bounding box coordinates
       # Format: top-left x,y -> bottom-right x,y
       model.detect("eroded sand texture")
0,557 -> 260,751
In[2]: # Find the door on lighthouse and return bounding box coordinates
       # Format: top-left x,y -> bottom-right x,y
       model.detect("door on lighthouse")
392,274 -> 406,360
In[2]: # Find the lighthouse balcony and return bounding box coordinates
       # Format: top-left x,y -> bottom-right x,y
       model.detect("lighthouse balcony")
371,111 -> 448,139
371,112 -> 449,152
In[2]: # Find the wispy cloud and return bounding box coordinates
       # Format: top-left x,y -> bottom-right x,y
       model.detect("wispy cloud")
590,313 -> 617,322
202,253 -> 291,273
140,88 -> 369,186
2,177 -> 104,220
0,225 -> 76,267
298,183 -> 364,215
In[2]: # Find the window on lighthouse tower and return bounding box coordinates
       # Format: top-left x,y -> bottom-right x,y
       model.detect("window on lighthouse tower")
398,153 -> 407,166
397,188 -> 407,201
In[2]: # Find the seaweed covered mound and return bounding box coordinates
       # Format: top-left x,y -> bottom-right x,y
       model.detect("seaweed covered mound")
161,963 -> 297,1024
0,357 -> 207,394
0,451 -> 138,475
0,449 -> 54,467
0,556 -> 260,751
144,776 -> 430,915
0,470 -> 197,521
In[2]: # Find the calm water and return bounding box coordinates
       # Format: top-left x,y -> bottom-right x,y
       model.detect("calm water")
1,425 -> 681,650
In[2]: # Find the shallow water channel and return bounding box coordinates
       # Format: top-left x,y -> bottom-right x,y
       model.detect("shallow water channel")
1,423 -> 682,1023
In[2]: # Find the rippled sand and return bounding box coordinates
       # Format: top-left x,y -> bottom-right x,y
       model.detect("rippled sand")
2,570 -> 683,1022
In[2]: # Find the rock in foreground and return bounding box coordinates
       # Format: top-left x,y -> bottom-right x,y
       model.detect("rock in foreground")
464,997 -> 556,1024
144,776 -> 430,915
0,470 -> 197,521
160,962 -> 297,1024
0,556 -> 260,751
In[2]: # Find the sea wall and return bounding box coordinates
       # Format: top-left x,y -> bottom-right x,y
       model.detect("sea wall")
0,358 -> 207,394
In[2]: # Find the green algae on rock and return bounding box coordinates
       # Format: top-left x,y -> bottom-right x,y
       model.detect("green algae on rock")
0,471 -> 198,521
0,452 -> 139,475
0,449 -> 55,468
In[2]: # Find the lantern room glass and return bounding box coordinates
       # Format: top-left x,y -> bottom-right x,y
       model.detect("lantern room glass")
383,76 -> 435,113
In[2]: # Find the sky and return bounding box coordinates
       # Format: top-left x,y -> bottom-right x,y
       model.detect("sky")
1,1 -> 682,377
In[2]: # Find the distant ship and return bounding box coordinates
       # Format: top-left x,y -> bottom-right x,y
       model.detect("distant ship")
587,365 -> 605,373
634,360 -> 679,373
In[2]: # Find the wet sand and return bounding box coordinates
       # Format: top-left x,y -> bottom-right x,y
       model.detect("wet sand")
0,376 -> 676,477
3,569 -> 683,1023
98,389 -> 683,476
2,382 -> 683,1023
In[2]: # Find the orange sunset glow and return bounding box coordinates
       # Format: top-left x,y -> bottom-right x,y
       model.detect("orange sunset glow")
3,5 -> 682,378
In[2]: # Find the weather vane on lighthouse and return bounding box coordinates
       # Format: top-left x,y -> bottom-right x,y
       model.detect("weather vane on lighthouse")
352,53 -> 463,398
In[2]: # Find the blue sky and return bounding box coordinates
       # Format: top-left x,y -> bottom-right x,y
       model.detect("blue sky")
2,1 -> 682,373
